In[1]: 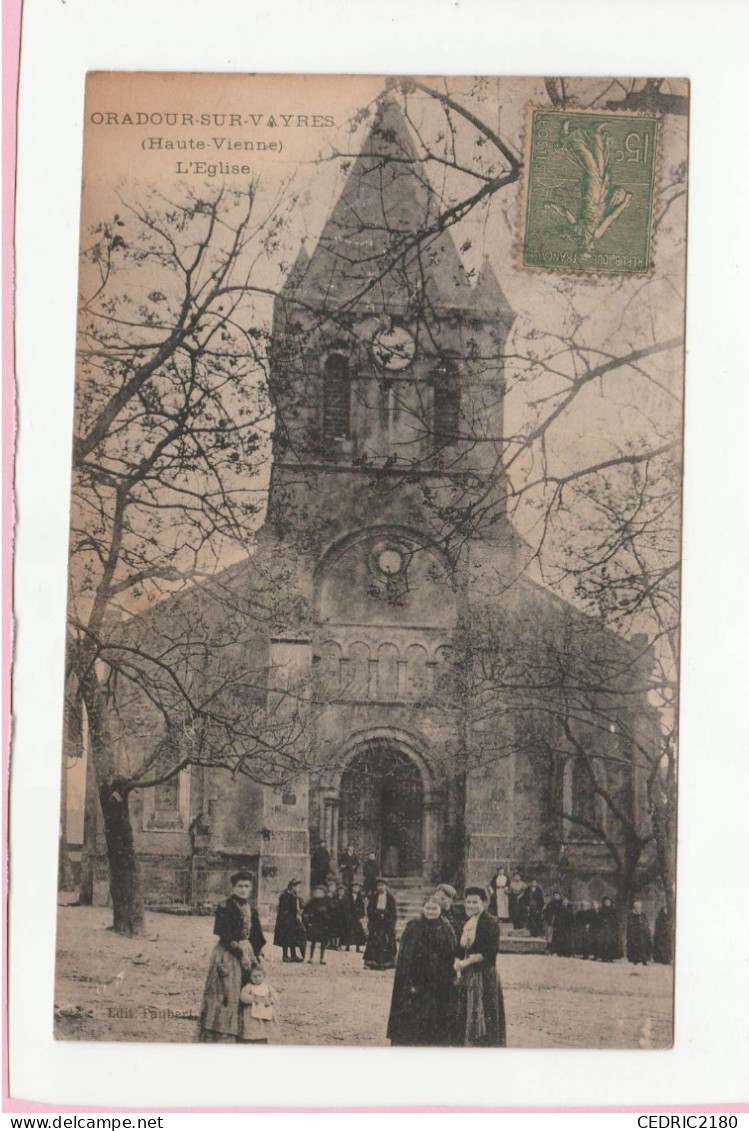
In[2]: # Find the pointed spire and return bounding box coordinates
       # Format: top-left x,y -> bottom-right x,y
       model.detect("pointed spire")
293,96 -> 474,313
361,96 -> 421,163
279,241 -> 310,296
472,256 -> 515,325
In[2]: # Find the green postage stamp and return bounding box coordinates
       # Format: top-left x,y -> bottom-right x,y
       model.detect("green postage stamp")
521,107 -> 659,274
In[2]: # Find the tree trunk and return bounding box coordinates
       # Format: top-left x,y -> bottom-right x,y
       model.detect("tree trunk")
99,779 -> 146,936
78,742 -> 99,905
615,837 -> 647,947
617,868 -> 638,915
80,674 -> 147,935
451,770 -> 468,891
650,784 -> 676,920
58,756 -> 74,890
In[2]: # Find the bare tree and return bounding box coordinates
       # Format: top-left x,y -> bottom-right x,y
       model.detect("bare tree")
67,183 -> 315,935
443,598 -> 665,911
558,451 -> 680,912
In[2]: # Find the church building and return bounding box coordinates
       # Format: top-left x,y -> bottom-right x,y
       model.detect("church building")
83,100 -> 657,922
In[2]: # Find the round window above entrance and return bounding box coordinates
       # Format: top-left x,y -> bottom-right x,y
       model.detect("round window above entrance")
378,548 -> 403,576
368,539 -> 408,584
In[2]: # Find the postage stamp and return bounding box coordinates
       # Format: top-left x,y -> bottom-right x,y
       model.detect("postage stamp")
520,107 -> 659,274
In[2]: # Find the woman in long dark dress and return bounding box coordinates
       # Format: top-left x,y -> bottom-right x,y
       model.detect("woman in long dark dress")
508,874 -> 527,929
574,901 -> 596,959
589,900 -> 602,959
198,870 -> 261,1043
520,880 -> 544,937
331,884 -> 353,949
552,897 -> 576,957
598,897 -> 623,962
653,905 -> 673,964
626,901 -> 653,965
387,896 -> 456,1046
363,878 -> 397,970
347,882 -> 367,952
452,886 -> 506,1047
273,879 -> 306,962
543,892 -> 562,952
310,842 -> 331,889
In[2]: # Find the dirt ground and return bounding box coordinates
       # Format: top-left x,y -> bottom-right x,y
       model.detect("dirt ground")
54,902 -> 674,1049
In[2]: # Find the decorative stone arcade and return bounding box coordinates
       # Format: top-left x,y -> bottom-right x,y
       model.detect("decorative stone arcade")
319,735 -> 444,881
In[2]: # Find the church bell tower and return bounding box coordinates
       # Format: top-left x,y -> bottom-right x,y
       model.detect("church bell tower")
267,97 -> 516,552
258,97 -> 520,896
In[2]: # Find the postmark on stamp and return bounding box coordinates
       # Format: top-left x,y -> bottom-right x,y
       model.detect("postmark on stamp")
520,107 -> 659,274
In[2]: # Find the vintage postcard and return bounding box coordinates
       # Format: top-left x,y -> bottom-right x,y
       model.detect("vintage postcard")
54,73 -> 686,1050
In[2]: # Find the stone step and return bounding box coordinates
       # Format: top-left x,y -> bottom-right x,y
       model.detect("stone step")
499,934 -> 548,954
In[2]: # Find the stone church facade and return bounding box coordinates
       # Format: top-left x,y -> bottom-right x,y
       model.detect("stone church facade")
86,101 -> 656,922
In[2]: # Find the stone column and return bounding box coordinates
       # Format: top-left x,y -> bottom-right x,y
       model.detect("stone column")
368,658 -> 379,700
422,793 -> 443,881
396,659 -> 408,699
507,749 -> 516,854
323,795 -> 340,867
426,661 -> 437,697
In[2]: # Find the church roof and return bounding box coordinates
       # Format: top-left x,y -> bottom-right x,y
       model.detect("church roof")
472,256 -> 515,325
279,242 -> 310,297
286,98 -> 492,316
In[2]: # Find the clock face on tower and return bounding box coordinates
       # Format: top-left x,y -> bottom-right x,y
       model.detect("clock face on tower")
372,326 -> 416,371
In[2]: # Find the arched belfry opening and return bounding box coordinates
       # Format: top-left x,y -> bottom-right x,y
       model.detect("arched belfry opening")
339,740 -> 425,877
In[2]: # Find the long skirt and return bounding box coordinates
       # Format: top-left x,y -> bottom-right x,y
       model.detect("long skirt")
653,911 -> 673,964
509,893 -> 526,930
197,942 -> 243,1042
527,907 -> 544,937
363,916 -> 396,969
626,916 -> 652,964
452,963 -> 506,1047
598,916 -> 623,961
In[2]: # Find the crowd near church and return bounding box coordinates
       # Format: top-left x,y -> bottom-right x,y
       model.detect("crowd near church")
196,851 -> 672,1045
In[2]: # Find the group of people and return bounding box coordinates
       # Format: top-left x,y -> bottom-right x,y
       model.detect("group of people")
280,842 -> 401,972
309,842 -> 379,892
272,872 -> 407,972
387,883 -> 505,1047
196,868 -> 507,1047
543,894 -> 626,961
272,877 -> 369,965
489,868 -> 673,965
196,861 -> 671,1046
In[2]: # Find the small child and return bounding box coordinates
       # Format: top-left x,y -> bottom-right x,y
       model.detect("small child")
238,964 -> 276,1044
303,886 -> 331,964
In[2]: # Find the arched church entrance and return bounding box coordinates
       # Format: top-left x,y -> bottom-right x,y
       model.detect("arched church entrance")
339,740 -> 424,877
